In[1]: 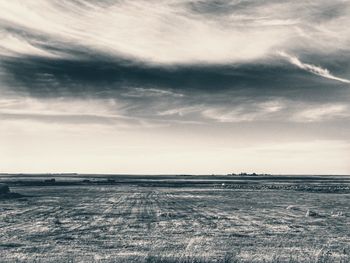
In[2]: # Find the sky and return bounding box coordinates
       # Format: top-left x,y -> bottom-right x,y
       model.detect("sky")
0,0 -> 350,175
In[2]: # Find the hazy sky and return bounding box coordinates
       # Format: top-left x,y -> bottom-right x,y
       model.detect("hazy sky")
1,0 -> 350,174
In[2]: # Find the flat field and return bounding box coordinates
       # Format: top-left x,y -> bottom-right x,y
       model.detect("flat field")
0,175 -> 349,262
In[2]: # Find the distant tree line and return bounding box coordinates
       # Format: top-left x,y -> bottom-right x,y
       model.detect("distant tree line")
226,172 -> 271,176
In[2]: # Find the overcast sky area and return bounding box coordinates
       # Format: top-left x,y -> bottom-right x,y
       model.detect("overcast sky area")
1,0 -> 350,174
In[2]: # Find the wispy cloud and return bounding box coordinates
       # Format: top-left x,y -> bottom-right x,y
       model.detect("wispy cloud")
0,32 -> 58,58
292,104 -> 349,122
1,0 -> 349,64
0,0 -> 286,64
278,51 -> 350,83
122,88 -> 184,98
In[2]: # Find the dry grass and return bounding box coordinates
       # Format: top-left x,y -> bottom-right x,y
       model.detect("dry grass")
1,179 -> 349,263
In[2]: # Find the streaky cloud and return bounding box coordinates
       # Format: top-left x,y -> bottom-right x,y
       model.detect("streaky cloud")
278,51 -> 350,84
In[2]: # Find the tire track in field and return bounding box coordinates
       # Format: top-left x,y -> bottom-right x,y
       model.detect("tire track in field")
160,191 -> 224,256
159,190 -> 265,256
56,188 -> 132,238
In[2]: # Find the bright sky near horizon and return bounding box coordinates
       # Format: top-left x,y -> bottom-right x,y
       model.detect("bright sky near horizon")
0,0 -> 350,174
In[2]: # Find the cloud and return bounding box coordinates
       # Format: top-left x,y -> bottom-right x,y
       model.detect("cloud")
122,88 -> 184,98
0,32 -> 58,58
161,100 -> 350,124
1,1 -> 350,103
0,0 -> 288,64
292,104 -> 349,122
1,0 -> 349,65
0,96 -> 135,126
278,51 -> 350,83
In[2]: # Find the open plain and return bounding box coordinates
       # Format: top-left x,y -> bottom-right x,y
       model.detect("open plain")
0,175 -> 349,263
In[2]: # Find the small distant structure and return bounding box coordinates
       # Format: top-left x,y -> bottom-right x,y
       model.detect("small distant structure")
227,172 -> 271,176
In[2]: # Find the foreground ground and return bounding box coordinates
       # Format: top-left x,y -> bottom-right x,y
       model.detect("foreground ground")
0,175 -> 349,262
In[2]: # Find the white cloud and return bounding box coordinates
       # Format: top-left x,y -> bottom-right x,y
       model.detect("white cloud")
0,33 -> 58,58
202,107 -> 258,122
278,51 -> 350,83
258,101 -> 285,113
157,106 -> 201,117
123,88 -> 184,98
201,100 -> 285,123
2,96 -> 348,125
0,97 -> 121,118
292,104 -> 349,122
0,0 -> 283,63
3,0 -> 349,64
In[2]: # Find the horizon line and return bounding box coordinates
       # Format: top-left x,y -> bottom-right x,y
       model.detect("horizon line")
1,172 -> 350,176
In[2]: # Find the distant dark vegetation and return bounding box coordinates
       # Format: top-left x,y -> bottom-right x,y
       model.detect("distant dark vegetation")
1,175 -> 350,194
0,184 -> 23,199
226,173 -> 271,176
